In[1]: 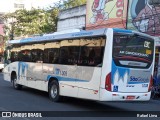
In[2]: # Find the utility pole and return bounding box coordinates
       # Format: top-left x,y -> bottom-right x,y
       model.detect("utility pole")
9,23 -> 14,40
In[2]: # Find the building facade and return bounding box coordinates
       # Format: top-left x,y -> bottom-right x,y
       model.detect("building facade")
57,5 -> 86,31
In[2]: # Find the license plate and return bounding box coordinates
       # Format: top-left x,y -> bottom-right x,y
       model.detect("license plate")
126,96 -> 135,100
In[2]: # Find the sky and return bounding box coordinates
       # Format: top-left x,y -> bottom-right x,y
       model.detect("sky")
35,0 -> 60,8
0,0 -> 61,13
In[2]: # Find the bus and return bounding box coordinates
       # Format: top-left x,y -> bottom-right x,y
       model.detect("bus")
3,28 -> 155,102
154,38 -> 160,85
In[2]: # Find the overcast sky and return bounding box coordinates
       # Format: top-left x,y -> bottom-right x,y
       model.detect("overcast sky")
36,0 -> 60,8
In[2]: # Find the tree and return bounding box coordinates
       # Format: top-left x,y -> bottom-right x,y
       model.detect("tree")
3,8 -> 58,39
58,0 -> 86,10
64,0 -> 86,8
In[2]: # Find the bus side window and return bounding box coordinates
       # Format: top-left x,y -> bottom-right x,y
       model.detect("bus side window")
79,49 -> 88,65
78,37 -> 105,67
43,49 -> 49,63
50,49 -> 59,64
52,49 -> 59,64
18,52 -> 23,61
67,47 -> 79,65
22,50 -> 31,62
59,48 -> 68,64
88,49 -> 96,66
31,49 -> 43,63
43,42 -> 60,64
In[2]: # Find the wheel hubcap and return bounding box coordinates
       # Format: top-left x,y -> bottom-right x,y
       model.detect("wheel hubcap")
14,78 -> 18,88
51,85 -> 57,99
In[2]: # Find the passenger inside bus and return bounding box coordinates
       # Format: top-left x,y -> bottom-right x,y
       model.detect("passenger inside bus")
88,49 -> 95,66
79,50 -> 88,66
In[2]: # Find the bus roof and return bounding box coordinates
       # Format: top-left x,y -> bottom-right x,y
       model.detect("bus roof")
8,28 -> 152,45
9,28 -> 107,45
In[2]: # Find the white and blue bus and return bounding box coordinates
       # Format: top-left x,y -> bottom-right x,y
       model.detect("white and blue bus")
3,28 -> 155,101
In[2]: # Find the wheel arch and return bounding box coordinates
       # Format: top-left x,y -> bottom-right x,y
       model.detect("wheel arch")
48,77 -> 59,90
11,71 -> 17,82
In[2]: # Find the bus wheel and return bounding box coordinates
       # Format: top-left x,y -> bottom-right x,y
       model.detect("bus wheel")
49,80 -> 61,102
12,75 -> 22,90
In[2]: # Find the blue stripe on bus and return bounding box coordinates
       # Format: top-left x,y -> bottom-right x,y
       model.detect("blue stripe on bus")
113,28 -> 133,34
47,75 -> 89,82
128,82 -> 148,84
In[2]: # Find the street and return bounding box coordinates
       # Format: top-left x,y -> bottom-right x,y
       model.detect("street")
0,73 -> 160,120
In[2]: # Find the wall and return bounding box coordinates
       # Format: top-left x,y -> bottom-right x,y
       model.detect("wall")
57,5 -> 86,31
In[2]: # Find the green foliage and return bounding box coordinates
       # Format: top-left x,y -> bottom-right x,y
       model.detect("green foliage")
3,8 -> 58,38
63,0 -> 86,9
53,0 -> 87,10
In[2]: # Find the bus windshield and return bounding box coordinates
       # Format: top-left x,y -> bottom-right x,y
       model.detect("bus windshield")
113,34 -> 154,69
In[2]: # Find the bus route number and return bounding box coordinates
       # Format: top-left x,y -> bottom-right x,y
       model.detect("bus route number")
55,68 -> 67,76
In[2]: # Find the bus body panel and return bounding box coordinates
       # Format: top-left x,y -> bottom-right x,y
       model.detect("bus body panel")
3,62 -> 46,91
111,61 -> 153,93
100,28 -> 113,89
77,67 -> 102,100
99,88 -> 151,101
47,64 -> 78,97
3,64 -> 11,82
3,62 -> 19,82
3,61 -> 102,100
45,64 -> 102,99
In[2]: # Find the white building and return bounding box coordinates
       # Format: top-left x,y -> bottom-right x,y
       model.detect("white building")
57,5 -> 86,31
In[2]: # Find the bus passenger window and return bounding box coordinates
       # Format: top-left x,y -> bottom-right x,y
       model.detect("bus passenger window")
23,51 -> 30,62
79,50 -> 88,65
78,37 -> 105,67
59,49 -> 68,64
31,49 -> 43,62
88,49 -> 96,66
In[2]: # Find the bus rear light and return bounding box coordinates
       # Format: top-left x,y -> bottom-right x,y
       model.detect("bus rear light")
112,94 -> 118,96
148,75 -> 153,92
105,72 -> 111,91
93,90 -> 98,94
144,94 -> 148,96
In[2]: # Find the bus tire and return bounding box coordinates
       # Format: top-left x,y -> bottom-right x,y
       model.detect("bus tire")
12,74 -> 22,90
48,80 -> 61,102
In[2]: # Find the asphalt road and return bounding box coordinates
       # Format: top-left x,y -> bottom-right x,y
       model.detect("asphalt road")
0,73 -> 160,120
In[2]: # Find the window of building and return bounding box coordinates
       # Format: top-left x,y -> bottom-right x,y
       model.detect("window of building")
14,3 -> 24,9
